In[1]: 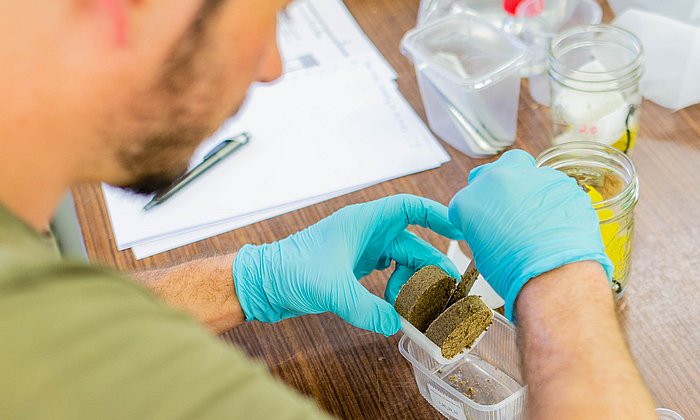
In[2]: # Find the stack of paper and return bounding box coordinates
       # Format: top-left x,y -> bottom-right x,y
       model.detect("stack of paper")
102,0 -> 451,259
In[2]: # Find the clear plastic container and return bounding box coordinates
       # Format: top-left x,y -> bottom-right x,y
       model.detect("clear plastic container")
418,0 -> 511,29
515,0 -> 602,103
399,312 -> 527,419
401,14 -> 527,157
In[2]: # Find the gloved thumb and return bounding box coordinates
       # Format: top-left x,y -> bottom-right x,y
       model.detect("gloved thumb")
448,189 -> 474,237
331,275 -> 401,337
385,264 -> 415,305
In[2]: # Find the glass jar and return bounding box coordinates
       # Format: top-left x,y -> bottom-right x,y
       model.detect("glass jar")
536,142 -> 639,296
549,25 -> 644,153
515,0 -> 602,104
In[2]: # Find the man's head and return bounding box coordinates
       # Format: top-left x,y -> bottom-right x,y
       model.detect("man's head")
111,0 -> 288,195
0,0 -> 288,196
109,0 -> 288,195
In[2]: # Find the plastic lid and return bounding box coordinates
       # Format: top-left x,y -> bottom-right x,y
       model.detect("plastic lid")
503,0 -> 526,15
400,14 -> 526,90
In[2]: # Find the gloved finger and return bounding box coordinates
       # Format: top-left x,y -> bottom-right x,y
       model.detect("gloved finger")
330,275 -> 401,336
468,149 -> 536,183
387,230 -> 460,277
384,264 -> 414,305
383,194 -> 464,240
383,231 -> 460,303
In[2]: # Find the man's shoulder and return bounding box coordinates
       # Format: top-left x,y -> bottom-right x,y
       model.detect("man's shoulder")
0,242 -> 186,351
0,213 -> 328,419
0,258 -> 328,420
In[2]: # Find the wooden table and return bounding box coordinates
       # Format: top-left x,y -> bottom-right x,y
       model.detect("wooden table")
72,1 -> 700,418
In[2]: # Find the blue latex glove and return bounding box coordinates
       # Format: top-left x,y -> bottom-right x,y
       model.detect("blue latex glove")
448,150 -> 613,321
233,194 -> 463,336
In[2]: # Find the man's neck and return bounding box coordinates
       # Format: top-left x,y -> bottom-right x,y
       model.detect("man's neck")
0,183 -> 67,233
0,130 -> 76,232
0,45 -> 107,232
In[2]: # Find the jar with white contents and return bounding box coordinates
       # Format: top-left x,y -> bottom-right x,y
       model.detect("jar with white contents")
549,25 -> 644,153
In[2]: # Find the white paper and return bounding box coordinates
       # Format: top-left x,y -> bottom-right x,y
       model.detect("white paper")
130,183 -> 373,259
428,384 -> 467,420
279,0 -> 396,80
104,65 -> 449,255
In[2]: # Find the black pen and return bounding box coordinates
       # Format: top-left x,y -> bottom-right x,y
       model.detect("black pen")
143,132 -> 250,211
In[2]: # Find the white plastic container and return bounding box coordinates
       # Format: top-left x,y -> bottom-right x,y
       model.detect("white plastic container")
399,312 -> 526,419
401,15 -> 527,158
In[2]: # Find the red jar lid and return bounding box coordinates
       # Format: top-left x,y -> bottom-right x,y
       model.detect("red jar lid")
504,0 -> 545,16
502,0 -> 525,15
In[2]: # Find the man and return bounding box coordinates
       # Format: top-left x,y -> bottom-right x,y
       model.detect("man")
0,1 -> 657,418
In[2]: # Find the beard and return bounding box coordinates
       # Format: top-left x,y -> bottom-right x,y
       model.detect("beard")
115,94 -> 243,196
117,132 -> 199,196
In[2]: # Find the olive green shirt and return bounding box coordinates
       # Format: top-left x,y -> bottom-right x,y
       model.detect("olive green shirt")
0,203 -> 329,419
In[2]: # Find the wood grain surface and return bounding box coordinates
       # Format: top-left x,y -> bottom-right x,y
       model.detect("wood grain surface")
72,1 -> 700,418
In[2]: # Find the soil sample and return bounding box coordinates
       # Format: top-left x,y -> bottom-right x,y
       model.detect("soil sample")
394,266 -> 456,332
425,296 -> 494,359
447,264 -> 479,308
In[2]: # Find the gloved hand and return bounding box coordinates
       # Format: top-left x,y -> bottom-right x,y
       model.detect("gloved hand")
448,150 -> 613,321
233,194 -> 463,336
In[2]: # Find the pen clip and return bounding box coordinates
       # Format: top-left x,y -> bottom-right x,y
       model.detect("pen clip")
202,133 -> 250,161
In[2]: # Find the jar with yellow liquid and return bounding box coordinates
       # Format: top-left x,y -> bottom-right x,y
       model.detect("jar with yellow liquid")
536,142 -> 639,295
549,25 -> 644,153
